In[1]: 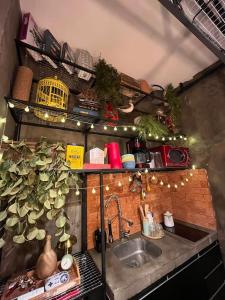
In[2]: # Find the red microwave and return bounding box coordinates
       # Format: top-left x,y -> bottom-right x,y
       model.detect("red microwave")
150,145 -> 190,168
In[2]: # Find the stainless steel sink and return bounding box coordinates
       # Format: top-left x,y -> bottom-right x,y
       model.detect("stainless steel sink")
113,237 -> 162,268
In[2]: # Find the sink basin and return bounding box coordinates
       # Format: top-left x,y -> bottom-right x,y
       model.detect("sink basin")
113,237 -> 162,268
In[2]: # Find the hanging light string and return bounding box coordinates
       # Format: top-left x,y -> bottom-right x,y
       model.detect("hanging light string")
72,165 -> 196,194
7,100 -> 188,141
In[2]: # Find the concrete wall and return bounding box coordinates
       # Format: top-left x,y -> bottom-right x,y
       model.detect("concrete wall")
180,65 -> 225,259
0,0 -> 20,139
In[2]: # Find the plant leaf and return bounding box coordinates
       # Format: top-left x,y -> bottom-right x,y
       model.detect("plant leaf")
28,214 -> 36,224
8,203 -> 18,214
30,208 -> 44,220
36,160 -> 47,166
0,210 -> 7,221
36,229 -> 46,240
55,228 -> 63,236
39,173 -> 49,182
54,195 -> 65,209
0,238 -> 5,248
6,216 -> 19,227
17,222 -> 24,234
9,164 -> 18,173
10,186 -> 22,195
18,205 -> 29,218
59,233 -> 70,242
56,216 -> 66,228
44,200 -> 51,210
13,234 -> 25,244
58,172 -> 67,182
27,227 -> 38,240
49,189 -> 57,198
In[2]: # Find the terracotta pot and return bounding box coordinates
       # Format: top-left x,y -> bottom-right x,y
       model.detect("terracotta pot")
36,235 -> 57,279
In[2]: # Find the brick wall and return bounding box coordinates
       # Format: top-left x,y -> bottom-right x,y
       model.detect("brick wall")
87,169 -> 216,249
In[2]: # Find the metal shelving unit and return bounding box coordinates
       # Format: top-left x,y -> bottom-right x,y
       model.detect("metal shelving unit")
159,0 -> 225,64
2,39 -> 189,300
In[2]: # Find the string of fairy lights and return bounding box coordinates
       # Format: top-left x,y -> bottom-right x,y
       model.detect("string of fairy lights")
7,101 -> 188,142
71,166 -> 196,195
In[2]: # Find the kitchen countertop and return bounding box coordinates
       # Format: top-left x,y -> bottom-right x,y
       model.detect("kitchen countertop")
89,223 -> 217,300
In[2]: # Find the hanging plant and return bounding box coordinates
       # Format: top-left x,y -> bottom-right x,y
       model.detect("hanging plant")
165,84 -> 181,126
135,115 -> 169,141
0,139 -> 80,248
95,59 -> 123,108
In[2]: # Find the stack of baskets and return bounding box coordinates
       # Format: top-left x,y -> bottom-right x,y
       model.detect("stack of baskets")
121,154 -> 135,169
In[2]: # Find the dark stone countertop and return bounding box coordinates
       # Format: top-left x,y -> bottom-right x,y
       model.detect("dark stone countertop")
89,223 -> 217,300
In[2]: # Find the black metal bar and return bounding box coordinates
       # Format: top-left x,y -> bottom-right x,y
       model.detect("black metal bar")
16,39 -> 96,75
20,121 -> 83,134
99,173 -> 106,299
15,39 -> 22,65
158,0 -> 225,64
14,114 -> 22,141
84,131 -> 88,152
73,167 -> 188,174
81,173 -> 88,252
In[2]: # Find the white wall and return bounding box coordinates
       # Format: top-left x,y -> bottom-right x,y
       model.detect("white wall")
20,0 -> 216,87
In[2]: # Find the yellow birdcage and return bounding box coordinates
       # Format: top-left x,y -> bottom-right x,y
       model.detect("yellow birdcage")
34,76 -> 69,123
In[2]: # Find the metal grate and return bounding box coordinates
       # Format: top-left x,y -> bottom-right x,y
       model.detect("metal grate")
179,0 -> 225,51
0,252 -> 102,300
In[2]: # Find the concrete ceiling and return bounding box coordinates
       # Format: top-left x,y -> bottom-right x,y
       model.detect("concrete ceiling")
20,0 -> 217,87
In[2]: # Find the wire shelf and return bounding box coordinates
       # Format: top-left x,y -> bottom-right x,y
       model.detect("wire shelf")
0,252 -> 102,300
180,0 -> 225,51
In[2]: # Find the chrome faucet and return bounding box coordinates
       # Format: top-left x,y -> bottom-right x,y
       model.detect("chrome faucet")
105,194 -> 133,241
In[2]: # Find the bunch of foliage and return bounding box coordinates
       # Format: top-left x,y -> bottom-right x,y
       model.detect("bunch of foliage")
165,84 -> 181,126
0,139 -> 80,248
136,115 -> 168,141
95,59 -> 122,107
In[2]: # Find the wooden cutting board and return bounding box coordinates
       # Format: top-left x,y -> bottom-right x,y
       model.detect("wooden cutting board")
2,261 -> 80,300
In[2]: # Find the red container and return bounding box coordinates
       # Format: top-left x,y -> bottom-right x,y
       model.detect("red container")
105,143 -> 122,169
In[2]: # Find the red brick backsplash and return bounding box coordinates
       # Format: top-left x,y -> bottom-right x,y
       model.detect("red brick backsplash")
87,169 -> 216,249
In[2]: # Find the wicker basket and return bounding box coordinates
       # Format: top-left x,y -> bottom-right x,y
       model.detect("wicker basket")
34,76 -> 69,122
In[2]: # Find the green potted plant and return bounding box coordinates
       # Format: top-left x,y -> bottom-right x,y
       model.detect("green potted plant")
95,59 -> 122,108
0,139 -> 80,248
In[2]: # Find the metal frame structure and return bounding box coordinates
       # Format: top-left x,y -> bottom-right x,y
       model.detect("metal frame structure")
159,0 -> 225,64
4,39 -> 188,299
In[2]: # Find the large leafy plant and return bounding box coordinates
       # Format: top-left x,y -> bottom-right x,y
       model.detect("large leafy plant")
0,139 -> 80,248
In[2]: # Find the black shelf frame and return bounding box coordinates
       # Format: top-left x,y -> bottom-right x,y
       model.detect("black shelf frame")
3,38 -> 189,300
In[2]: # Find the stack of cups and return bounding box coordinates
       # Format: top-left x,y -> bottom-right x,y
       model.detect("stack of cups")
122,154 -> 135,169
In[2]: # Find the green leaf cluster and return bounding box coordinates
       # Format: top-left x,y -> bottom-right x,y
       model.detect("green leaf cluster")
0,139 -> 80,248
165,84 -> 181,126
95,59 -> 122,108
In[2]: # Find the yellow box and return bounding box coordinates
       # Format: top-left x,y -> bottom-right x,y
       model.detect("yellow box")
66,145 -> 84,169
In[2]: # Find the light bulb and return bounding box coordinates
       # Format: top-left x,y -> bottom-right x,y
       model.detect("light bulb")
181,182 -> 185,186
2,135 -> 9,142
9,102 -> 14,108
185,178 -> 189,182
75,189 -> 80,196
184,137 -> 187,141
152,175 -> 156,180
104,125 -> 107,130
105,185 -> 109,191
44,112 -> 49,118
91,124 -> 94,129
114,127 -> 117,131
189,173 -> 193,177
0,117 -> 6,124
92,188 -> 96,194
162,137 -> 165,141
132,126 -> 136,131
148,133 -> 152,137
129,176 -> 132,182
61,117 -> 66,123
160,180 -> 164,186
169,137 -> 172,141
192,164 -> 196,170
137,171 -> 142,177
180,135 -> 183,139
24,106 -> 29,112
124,127 -> 127,131
173,137 -> 176,141
77,121 -> 81,126
174,184 -> 178,189
144,168 -> 148,174
118,181 -> 122,187
155,135 -> 159,140
167,184 -> 171,188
